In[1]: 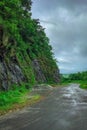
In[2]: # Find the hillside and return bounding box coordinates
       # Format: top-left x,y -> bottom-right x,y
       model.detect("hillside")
0,0 -> 60,90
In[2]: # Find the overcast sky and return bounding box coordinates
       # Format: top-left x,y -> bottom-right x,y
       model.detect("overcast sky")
32,0 -> 87,74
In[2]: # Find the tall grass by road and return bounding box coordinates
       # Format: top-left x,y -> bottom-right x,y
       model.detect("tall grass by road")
0,84 -> 40,115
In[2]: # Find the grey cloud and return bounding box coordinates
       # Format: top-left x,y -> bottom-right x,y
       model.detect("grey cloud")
32,0 -> 87,73
45,13 -> 87,56
32,0 -> 87,13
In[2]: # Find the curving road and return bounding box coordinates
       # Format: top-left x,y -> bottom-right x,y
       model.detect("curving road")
0,84 -> 87,130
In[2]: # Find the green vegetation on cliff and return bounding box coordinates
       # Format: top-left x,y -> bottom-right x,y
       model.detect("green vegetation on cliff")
0,0 -> 60,90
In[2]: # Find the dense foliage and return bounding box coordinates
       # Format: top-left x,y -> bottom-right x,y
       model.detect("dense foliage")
69,71 -> 87,81
61,71 -> 87,89
0,0 -> 59,89
61,71 -> 87,82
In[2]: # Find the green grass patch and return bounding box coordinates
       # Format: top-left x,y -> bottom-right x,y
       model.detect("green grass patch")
80,84 -> 87,89
66,80 -> 87,89
0,84 -> 40,115
61,80 -> 87,89
78,80 -> 87,89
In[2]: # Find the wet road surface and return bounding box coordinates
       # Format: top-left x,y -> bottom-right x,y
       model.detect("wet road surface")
0,84 -> 87,130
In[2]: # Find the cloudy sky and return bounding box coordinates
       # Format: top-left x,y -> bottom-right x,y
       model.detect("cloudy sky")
32,0 -> 87,74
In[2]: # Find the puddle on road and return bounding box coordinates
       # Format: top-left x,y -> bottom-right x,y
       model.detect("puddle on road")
61,84 -> 87,107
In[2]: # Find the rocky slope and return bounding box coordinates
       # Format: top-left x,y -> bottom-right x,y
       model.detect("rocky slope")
0,0 -> 60,90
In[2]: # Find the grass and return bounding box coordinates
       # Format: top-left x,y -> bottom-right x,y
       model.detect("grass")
0,84 -> 40,115
78,80 -> 87,89
61,80 -> 87,89
68,80 -> 87,89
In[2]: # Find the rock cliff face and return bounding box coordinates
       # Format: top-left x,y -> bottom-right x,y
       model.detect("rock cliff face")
32,59 -> 46,83
0,27 -> 60,90
0,61 -> 25,90
0,0 -> 60,90
0,57 -> 60,90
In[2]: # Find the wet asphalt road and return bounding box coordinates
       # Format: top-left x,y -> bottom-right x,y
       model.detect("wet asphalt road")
0,84 -> 87,130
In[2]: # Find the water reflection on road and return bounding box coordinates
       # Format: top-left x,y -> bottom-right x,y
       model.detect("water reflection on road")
62,84 -> 87,107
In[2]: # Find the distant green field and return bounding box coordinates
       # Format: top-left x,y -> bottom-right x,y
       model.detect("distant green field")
62,74 -> 69,78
